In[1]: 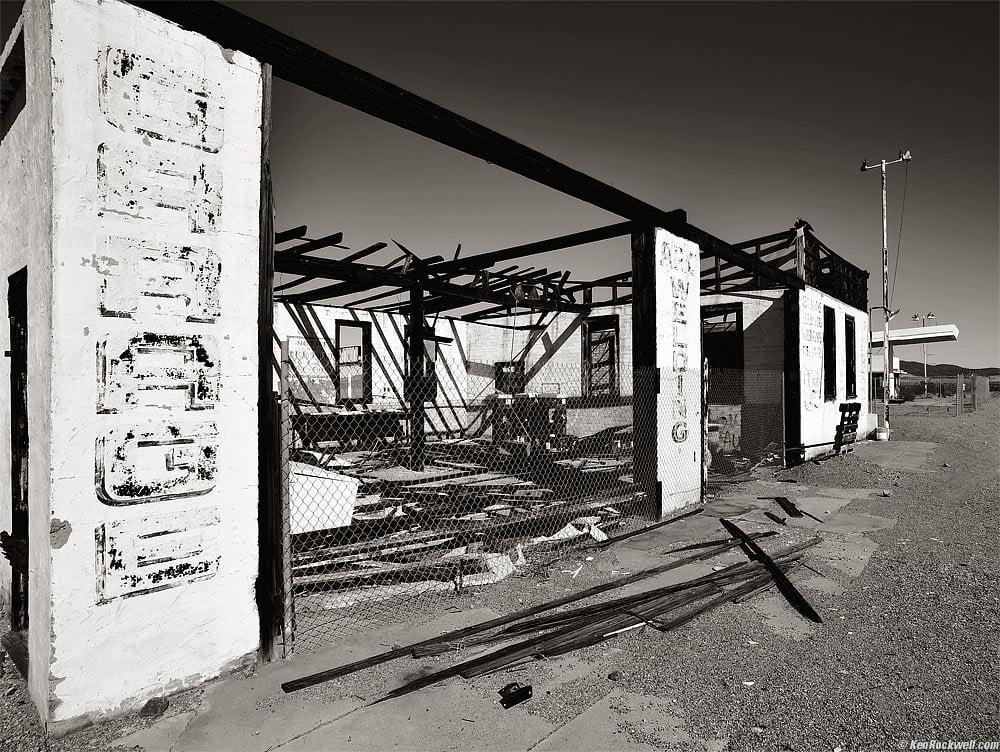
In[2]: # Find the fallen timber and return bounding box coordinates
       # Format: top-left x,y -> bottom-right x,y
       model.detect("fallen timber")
720,518 -> 823,623
282,535 -> 761,692
374,539 -> 819,703
283,533 -> 821,693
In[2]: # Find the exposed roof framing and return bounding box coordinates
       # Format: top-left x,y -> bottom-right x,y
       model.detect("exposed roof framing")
131,0 -> 799,293
275,253 -> 591,316
701,220 -> 869,310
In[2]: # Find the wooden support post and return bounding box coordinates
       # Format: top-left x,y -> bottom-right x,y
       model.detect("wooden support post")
794,223 -> 806,281
408,284 -> 427,470
278,340 -> 294,656
255,64 -> 284,662
631,227 -> 659,517
955,374 -> 962,416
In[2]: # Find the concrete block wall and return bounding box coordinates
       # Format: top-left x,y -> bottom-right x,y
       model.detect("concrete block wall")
0,0 -> 55,713
798,286 -> 871,459
41,0 -> 262,728
273,303 -> 470,436
463,303 -> 633,400
700,290 -> 785,456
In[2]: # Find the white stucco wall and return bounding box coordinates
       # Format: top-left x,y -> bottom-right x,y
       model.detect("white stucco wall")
273,303 -> 471,436
0,0 -> 55,716
799,286 -> 870,460
654,228 -> 702,514
43,0 -> 262,726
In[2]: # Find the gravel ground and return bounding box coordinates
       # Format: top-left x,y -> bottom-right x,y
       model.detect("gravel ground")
774,452 -> 902,489
616,400 -> 1000,751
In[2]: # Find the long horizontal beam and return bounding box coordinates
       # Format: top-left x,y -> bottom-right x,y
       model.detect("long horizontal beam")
132,2 -> 801,290
131,4 -> 687,228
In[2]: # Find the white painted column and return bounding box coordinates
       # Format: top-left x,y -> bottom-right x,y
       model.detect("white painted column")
44,0 -> 262,728
631,226 -> 701,518
652,229 -> 702,514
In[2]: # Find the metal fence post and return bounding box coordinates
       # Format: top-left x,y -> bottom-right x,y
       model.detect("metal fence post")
279,339 -> 295,656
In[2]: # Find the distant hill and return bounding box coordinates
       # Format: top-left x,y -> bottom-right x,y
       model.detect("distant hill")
899,360 -> 1000,378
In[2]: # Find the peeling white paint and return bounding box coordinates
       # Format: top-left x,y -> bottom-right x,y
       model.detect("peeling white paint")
654,228 -> 702,514
799,287 -> 871,459
43,0 -> 262,725
0,0 -> 56,720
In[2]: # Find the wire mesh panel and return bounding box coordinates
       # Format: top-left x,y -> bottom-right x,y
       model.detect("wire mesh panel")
892,374 -> 975,416
705,367 -> 785,483
275,336 -> 688,653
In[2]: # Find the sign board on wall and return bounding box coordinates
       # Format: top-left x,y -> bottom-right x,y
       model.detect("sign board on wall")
653,229 -> 701,513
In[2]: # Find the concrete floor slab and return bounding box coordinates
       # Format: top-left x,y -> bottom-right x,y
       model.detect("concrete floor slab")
113,711 -> 196,752
530,689 -> 712,752
278,681 -> 555,752
854,440 -> 939,472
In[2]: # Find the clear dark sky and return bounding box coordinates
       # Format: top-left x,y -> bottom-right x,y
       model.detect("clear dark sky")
230,1 -> 999,368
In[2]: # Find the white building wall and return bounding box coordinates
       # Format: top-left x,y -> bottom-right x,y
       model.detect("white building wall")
653,229 -> 702,514
0,0 -> 55,715
44,0 -> 262,727
799,286 -> 871,460
273,303 -> 470,436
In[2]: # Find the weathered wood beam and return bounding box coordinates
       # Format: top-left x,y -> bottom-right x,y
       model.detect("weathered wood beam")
278,232 -> 345,256
684,223 -> 804,290
701,248 -> 798,286
131,2 -> 695,237
731,228 -> 795,250
274,225 -> 307,244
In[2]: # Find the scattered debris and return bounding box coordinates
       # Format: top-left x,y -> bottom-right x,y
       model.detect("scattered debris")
764,511 -> 788,526
282,536 -> 791,693
596,507 -> 704,548
362,537 -> 820,704
719,518 -> 822,624
138,697 -> 169,718
761,496 -> 824,524
498,682 -> 532,709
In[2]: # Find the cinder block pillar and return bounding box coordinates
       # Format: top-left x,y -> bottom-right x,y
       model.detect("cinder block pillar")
37,0 -> 263,730
631,224 -> 702,517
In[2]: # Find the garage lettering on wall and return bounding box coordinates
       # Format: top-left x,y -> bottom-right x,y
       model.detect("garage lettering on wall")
91,44 -> 228,602
97,332 -> 219,413
660,240 -> 693,442
96,237 -> 221,322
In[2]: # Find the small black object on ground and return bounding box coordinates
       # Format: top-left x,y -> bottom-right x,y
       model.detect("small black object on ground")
498,682 -> 532,708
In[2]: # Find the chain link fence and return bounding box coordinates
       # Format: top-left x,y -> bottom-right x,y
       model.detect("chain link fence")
705,367 -> 785,483
275,335 -> 702,653
885,373 -> 985,416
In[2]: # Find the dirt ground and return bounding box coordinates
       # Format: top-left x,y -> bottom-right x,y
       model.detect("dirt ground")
2,399 -> 998,751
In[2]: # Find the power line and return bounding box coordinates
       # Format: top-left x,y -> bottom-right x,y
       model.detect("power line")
890,160 -> 910,306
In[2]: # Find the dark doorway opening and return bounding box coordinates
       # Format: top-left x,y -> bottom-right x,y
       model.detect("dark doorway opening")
582,315 -> 619,399
6,266 -> 28,635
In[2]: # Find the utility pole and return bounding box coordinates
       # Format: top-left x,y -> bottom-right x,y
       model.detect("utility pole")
911,312 -> 935,397
861,149 -> 911,440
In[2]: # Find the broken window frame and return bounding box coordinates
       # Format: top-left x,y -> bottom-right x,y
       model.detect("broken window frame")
844,314 -> 857,399
581,314 -> 620,399
823,305 -> 837,402
334,319 -> 372,405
